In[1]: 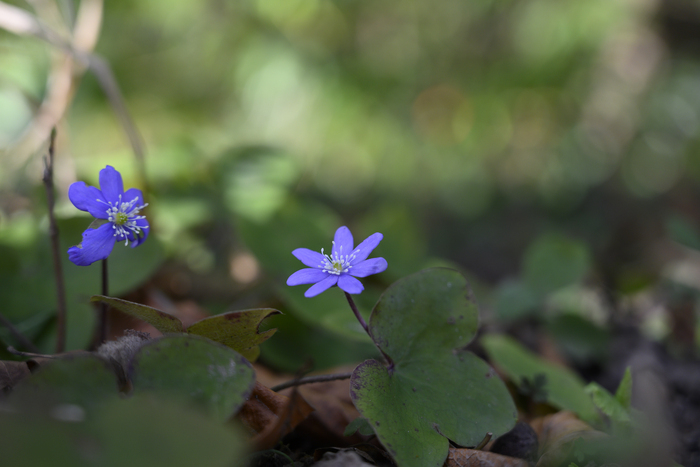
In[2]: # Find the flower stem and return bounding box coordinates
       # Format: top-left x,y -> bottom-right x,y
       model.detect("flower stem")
98,258 -> 109,343
344,292 -> 394,371
344,292 -> 369,334
42,128 -> 67,354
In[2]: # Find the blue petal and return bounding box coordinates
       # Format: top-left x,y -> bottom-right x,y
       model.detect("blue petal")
67,223 -> 117,266
292,248 -> 326,268
332,226 -> 354,259
122,187 -> 145,206
99,166 -> 124,203
287,268 -> 329,286
350,233 -> 383,263
338,274 -> 364,294
304,275 -> 338,297
68,182 -> 109,219
127,217 -> 149,248
349,257 -> 388,278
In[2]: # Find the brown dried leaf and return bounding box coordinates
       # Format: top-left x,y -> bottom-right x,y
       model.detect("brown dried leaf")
0,360 -> 31,391
533,411 -> 608,467
446,448 -> 529,467
237,381 -> 314,450
294,376 -> 364,447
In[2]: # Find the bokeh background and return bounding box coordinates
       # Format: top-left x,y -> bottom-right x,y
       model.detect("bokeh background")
2,0 -> 700,371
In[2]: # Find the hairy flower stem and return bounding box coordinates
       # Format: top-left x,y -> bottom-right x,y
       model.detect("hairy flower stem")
344,292 -> 394,370
98,258 -> 109,343
43,128 -> 67,353
344,292 -> 369,334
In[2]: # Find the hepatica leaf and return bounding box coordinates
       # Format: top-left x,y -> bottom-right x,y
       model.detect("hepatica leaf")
91,295 -> 184,334
9,354 -> 120,411
130,335 -> 255,422
186,308 -> 281,361
350,268 -> 517,467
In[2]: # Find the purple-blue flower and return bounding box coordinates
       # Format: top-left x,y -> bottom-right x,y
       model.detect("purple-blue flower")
287,226 -> 388,297
67,165 -> 149,266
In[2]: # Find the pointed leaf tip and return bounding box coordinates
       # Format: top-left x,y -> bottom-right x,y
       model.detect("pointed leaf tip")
186,308 -> 282,362
90,295 -> 184,334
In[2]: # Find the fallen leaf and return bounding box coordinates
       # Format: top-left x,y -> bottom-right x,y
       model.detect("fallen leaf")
532,411 -> 608,467
446,449 -> 529,467
186,308 -> 281,361
91,295 -> 184,334
237,381 -> 314,450
0,361 -> 31,391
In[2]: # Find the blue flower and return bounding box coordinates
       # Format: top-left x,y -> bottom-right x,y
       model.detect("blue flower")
67,166 -> 149,266
287,226 -> 388,297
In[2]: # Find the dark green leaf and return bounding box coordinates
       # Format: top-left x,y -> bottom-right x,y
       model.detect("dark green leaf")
344,417 -> 375,437
130,335 -> 255,421
351,269 -> 517,467
8,354 -> 119,411
481,334 -> 599,422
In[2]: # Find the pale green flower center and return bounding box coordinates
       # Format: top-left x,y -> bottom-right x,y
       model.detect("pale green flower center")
114,212 -> 129,225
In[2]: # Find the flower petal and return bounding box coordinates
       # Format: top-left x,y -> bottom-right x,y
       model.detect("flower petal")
349,257 -> 388,278
304,275 -> 338,297
99,166 -> 124,203
127,217 -> 149,248
68,182 -> 109,219
287,268 -> 329,286
338,274 -> 364,294
292,248 -> 326,268
350,233 -> 383,263
122,187 -> 145,206
67,223 -> 117,266
332,226 -> 354,258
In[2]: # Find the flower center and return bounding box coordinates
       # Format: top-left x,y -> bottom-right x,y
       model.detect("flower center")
319,243 -> 360,275
98,194 -> 149,246
114,212 -> 129,225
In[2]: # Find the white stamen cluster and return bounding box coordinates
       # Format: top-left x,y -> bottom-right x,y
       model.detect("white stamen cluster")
319,241 -> 359,275
98,194 -> 149,246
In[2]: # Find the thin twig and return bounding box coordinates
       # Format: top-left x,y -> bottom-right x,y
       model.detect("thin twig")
43,128 -> 67,353
270,372 -> 353,393
0,316 -> 39,353
7,346 -> 56,359
0,2 -> 148,190
98,258 -> 109,344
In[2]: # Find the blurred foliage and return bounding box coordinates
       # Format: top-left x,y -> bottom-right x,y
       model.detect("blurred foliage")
3,0 -> 700,368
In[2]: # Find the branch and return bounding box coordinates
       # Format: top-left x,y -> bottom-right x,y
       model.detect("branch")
0,1 -> 147,189
0,316 -> 39,353
43,128 -> 67,353
270,372 -> 352,392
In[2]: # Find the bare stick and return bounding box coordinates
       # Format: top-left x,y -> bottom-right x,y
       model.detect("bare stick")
270,372 -> 353,393
98,258 -> 109,343
7,346 -> 56,359
0,315 -> 39,353
0,2 -> 148,190
43,128 -> 67,353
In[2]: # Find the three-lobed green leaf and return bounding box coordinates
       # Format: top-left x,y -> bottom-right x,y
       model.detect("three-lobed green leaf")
351,268 -> 517,467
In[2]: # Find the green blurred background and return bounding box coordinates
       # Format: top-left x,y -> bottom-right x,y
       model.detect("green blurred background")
3,0 -> 700,370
